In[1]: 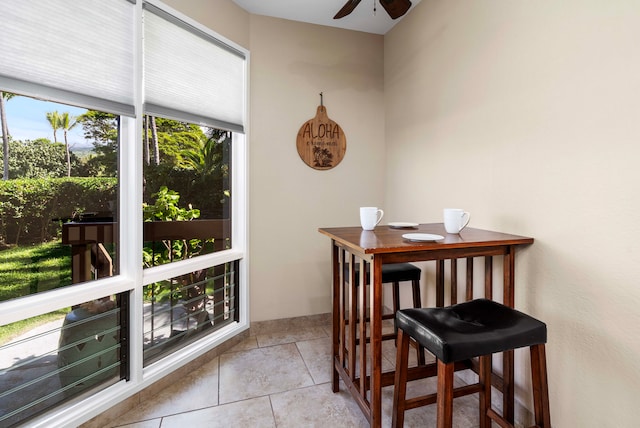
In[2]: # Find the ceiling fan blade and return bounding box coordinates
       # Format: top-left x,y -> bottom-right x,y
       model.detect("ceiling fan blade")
333,0 -> 362,19
379,0 -> 412,19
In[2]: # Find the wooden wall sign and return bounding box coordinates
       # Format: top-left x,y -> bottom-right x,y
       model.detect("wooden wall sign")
296,101 -> 346,170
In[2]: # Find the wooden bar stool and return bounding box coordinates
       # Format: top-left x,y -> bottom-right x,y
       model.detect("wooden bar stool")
392,299 -> 551,428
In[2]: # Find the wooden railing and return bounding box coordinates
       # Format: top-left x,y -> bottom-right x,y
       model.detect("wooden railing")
62,219 -> 231,284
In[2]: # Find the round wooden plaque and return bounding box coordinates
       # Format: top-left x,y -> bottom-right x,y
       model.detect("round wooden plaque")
296,105 -> 346,170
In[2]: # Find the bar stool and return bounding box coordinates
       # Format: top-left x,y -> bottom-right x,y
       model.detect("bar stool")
392,299 -> 551,428
347,262 -> 422,315
348,262 -> 424,363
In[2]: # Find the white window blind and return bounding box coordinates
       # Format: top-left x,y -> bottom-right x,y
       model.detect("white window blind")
143,3 -> 246,133
0,0 -> 135,116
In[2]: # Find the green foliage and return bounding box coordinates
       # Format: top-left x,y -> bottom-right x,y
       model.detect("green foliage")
182,133 -> 229,178
143,186 -> 200,222
142,186 -> 202,270
46,111 -> 61,143
153,118 -> 205,168
0,138 -> 81,179
77,110 -> 119,177
59,112 -> 79,135
144,130 -> 231,219
142,186 -> 214,302
0,177 -> 117,245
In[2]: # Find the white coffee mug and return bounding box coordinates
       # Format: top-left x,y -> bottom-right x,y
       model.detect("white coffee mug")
360,207 -> 384,231
443,208 -> 470,234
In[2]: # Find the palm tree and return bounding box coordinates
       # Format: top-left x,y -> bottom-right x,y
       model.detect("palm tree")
144,115 -> 150,165
1,91 -> 15,180
142,115 -> 160,166
59,112 -> 79,177
150,115 -> 159,166
181,134 -> 226,178
46,110 -> 61,144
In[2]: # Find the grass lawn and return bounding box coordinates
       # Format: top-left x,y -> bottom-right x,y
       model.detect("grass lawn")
0,241 -> 72,345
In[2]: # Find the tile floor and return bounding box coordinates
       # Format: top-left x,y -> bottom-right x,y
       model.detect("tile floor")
92,319 -> 490,428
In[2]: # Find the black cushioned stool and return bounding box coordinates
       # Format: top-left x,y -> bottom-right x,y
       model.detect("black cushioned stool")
349,262 -> 424,364
392,299 -> 551,428
349,262 -> 422,315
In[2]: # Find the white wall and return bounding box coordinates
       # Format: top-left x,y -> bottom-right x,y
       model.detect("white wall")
385,0 -> 640,426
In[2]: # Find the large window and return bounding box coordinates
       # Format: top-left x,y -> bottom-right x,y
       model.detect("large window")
0,1 -> 248,426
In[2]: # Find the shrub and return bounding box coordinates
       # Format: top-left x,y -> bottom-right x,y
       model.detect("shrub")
0,177 -> 117,245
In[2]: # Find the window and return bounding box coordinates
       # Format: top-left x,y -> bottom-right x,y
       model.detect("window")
143,262 -> 238,365
0,293 -> 126,426
0,92 -> 125,426
142,123 -> 232,268
0,96 -> 120,292
0,1 -> 248,426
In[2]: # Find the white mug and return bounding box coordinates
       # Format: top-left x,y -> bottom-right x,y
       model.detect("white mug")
360,207 -> 384,231
443,208 -> 470,234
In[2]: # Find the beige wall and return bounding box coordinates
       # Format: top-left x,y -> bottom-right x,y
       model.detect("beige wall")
249,15 -> 385,321
385,0 -> 640,426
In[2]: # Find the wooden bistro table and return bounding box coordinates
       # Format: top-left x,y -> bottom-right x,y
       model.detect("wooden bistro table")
318,223 -> 533,427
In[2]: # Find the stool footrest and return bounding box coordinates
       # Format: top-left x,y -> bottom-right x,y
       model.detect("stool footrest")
487,407 -> 513,428
405,382 -> 483,411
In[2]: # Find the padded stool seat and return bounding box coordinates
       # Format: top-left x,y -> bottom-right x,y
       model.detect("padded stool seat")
346,262 -> 422,313
380,263 -> 422,283
395,298 -> 547,363
347,262 -> 424,363
393,299 -> 551,428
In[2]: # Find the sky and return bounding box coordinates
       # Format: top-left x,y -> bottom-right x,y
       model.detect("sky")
4,95 -> 92,149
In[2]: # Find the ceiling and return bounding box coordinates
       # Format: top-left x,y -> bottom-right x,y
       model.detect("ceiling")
231,0 -> 422,35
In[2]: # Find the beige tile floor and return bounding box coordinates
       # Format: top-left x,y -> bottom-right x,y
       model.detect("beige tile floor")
96,319 -> 491,428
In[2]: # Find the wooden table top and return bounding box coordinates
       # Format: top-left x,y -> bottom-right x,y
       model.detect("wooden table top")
318,223 -> 534,255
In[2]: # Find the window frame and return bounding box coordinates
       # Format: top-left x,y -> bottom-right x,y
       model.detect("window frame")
0,0 -> 249,426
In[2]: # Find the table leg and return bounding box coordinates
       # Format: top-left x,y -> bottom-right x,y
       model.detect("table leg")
370,258 -> 384,428
358,258 -> 367,401
503,247 -> 516,423
331,242 -> 340,392
348,254 -> 357,379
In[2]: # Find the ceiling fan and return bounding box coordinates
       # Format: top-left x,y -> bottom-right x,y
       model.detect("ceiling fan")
333,0 -> 412,20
